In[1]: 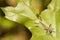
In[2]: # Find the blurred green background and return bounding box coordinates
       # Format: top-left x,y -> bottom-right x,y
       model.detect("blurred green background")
0,0 -> 60,40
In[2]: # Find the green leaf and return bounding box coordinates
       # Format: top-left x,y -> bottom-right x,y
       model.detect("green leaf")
1,0 -> 60,40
